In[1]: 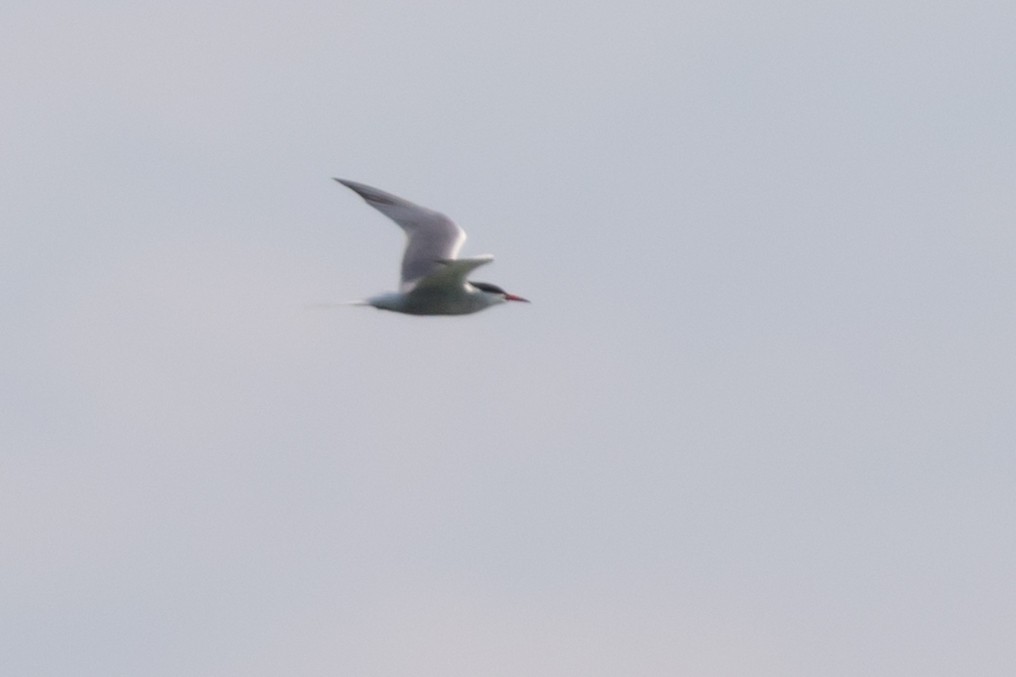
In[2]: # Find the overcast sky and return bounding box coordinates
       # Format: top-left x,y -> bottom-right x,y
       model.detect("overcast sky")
3,2 -> 1015,675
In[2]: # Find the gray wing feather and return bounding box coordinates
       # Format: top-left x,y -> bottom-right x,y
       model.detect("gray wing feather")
335,179 -> 466,290
410,255 -> 495,292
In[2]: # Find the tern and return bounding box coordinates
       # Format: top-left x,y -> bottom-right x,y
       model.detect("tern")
335,178 -> 529,315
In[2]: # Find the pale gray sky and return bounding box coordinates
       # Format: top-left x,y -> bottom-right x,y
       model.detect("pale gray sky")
2,2 -> 1015,675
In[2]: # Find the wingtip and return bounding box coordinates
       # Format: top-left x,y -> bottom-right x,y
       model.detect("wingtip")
333,177 -> 371,196
334,177 -> 363,191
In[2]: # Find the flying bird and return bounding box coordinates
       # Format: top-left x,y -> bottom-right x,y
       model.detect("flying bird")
334,178 -> 529,315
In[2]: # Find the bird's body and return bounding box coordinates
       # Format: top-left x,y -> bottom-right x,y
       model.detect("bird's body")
335,179 -> 528,315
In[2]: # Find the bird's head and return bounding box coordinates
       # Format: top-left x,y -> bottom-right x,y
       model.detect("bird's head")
470,281 -> 530,305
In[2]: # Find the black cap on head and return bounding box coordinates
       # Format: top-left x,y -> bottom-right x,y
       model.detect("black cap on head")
470,281 -> 507,295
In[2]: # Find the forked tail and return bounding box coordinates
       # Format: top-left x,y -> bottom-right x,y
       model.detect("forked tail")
304,301 -> 371,309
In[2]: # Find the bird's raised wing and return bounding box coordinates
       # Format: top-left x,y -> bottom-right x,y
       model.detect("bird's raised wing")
335,179 -> 466,290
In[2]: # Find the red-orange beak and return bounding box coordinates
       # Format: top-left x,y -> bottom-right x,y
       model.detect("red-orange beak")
504,293 -> 530,303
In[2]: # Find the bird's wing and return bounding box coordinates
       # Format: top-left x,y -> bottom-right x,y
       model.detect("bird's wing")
335,179 -> 466,290
409,255 -> 495,293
